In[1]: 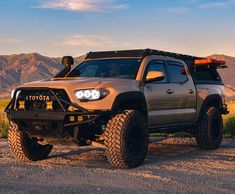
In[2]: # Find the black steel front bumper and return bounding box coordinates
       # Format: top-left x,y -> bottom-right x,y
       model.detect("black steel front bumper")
5,87 -> 112,119
5,109 -> 113,124
6,110 -> 65,121
5,87 -> 114,142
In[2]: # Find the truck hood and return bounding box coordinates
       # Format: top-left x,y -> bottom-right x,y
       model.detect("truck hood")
21,77 -> 138,90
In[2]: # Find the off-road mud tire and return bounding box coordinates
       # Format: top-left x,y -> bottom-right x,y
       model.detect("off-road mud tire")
104,110 -> 148,168
8,121 -> 53,162
195,106 -> 223,150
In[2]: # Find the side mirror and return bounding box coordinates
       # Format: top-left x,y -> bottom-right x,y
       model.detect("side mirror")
62,56 -> 74,68
145,71 -> 165,82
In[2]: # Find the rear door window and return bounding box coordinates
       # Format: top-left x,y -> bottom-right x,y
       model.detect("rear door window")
167,61 -> 188,83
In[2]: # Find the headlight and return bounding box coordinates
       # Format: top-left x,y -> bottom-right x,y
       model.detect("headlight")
74,89 -> 109,101
11,90 -> 15,98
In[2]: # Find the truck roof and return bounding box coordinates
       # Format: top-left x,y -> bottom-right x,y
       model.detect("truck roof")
86,48 -> 227,69
86,48 -> 200,60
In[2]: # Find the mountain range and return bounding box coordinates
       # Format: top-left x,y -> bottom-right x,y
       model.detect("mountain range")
0,52 -> 235,98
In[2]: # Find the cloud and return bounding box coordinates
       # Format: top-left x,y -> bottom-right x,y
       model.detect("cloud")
51,34 -> 130,49
199,0 -> 235,8
162,7 -> 190,14
0,36 -> 23,44
36,0 -> 128,12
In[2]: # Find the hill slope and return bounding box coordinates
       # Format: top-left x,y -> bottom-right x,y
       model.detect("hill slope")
0,53 -> 62,98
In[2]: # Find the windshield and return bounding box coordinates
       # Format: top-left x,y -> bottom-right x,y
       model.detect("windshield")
67,58 -> 141,79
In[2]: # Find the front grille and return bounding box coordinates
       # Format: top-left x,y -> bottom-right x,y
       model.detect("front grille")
16,89 -> 70,112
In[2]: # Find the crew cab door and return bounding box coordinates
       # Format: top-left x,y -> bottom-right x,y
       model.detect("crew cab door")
143,60 -> 176,127
143,59 -> 197,127
165,60 -> 197,124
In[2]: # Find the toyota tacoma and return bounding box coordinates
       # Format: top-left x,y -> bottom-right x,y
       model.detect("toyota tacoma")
5,49 -> 229,168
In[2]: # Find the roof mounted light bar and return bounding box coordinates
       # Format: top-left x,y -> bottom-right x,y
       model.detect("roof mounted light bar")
194,58 -> 227,68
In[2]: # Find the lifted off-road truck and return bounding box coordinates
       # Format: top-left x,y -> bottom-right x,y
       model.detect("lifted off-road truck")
5,49 -> 229,168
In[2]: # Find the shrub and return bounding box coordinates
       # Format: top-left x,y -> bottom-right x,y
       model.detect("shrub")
0,99 -> 10,138
0,99 -> 10,109
223,116 -> 235,137
228,101 -> 235,115
0,110 -> 9,138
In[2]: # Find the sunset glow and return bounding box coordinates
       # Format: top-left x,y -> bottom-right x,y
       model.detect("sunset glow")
0,0 -> 234,57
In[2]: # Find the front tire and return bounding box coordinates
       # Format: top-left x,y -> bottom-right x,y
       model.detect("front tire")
195,106 -> 223,150
8,121 -> 53,162
104,110 -> 149,168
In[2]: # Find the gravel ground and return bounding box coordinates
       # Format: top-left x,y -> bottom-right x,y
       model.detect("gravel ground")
0,138 -> 234,194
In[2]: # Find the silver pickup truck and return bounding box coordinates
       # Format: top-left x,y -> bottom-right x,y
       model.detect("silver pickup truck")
5,49 -> 229,168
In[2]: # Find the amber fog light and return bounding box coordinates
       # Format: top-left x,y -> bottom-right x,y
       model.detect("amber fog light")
18,101 -> 25,110
46,101 -> 53,110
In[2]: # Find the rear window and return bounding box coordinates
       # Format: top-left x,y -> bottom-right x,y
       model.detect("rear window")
194,66 -> 221,82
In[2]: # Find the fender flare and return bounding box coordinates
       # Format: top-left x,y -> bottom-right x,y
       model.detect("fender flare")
197,94 -> 222,122
112,91 -> 147,116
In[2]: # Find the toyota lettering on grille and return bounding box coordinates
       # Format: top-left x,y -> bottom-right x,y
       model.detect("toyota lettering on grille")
25,95 -> 50,101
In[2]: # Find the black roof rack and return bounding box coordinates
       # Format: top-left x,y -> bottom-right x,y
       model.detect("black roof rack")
85,49 -> 228,70
85,48 -> 203,62
86,49 -> 146,59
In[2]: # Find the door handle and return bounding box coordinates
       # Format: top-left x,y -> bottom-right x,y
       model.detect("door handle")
189,89 -> 194,94
166,89 -> 174,94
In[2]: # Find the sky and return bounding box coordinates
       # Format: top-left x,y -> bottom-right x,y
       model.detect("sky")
0,0 -> 235,57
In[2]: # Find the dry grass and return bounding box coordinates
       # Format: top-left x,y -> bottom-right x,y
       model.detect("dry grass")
227,101 -> 235,114
0,110 -> 8,138
223,116 -> 235,137
223,101 -> 235,137
0,99 -> 10,110
0,99 -> 10,138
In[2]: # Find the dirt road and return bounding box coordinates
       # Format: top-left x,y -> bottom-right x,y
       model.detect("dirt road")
0,138 -> 234,194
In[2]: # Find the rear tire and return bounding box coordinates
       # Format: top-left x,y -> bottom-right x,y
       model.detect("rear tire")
8,121 -> 53,162
104,110 -> 148,168
195,106 -> 223,150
